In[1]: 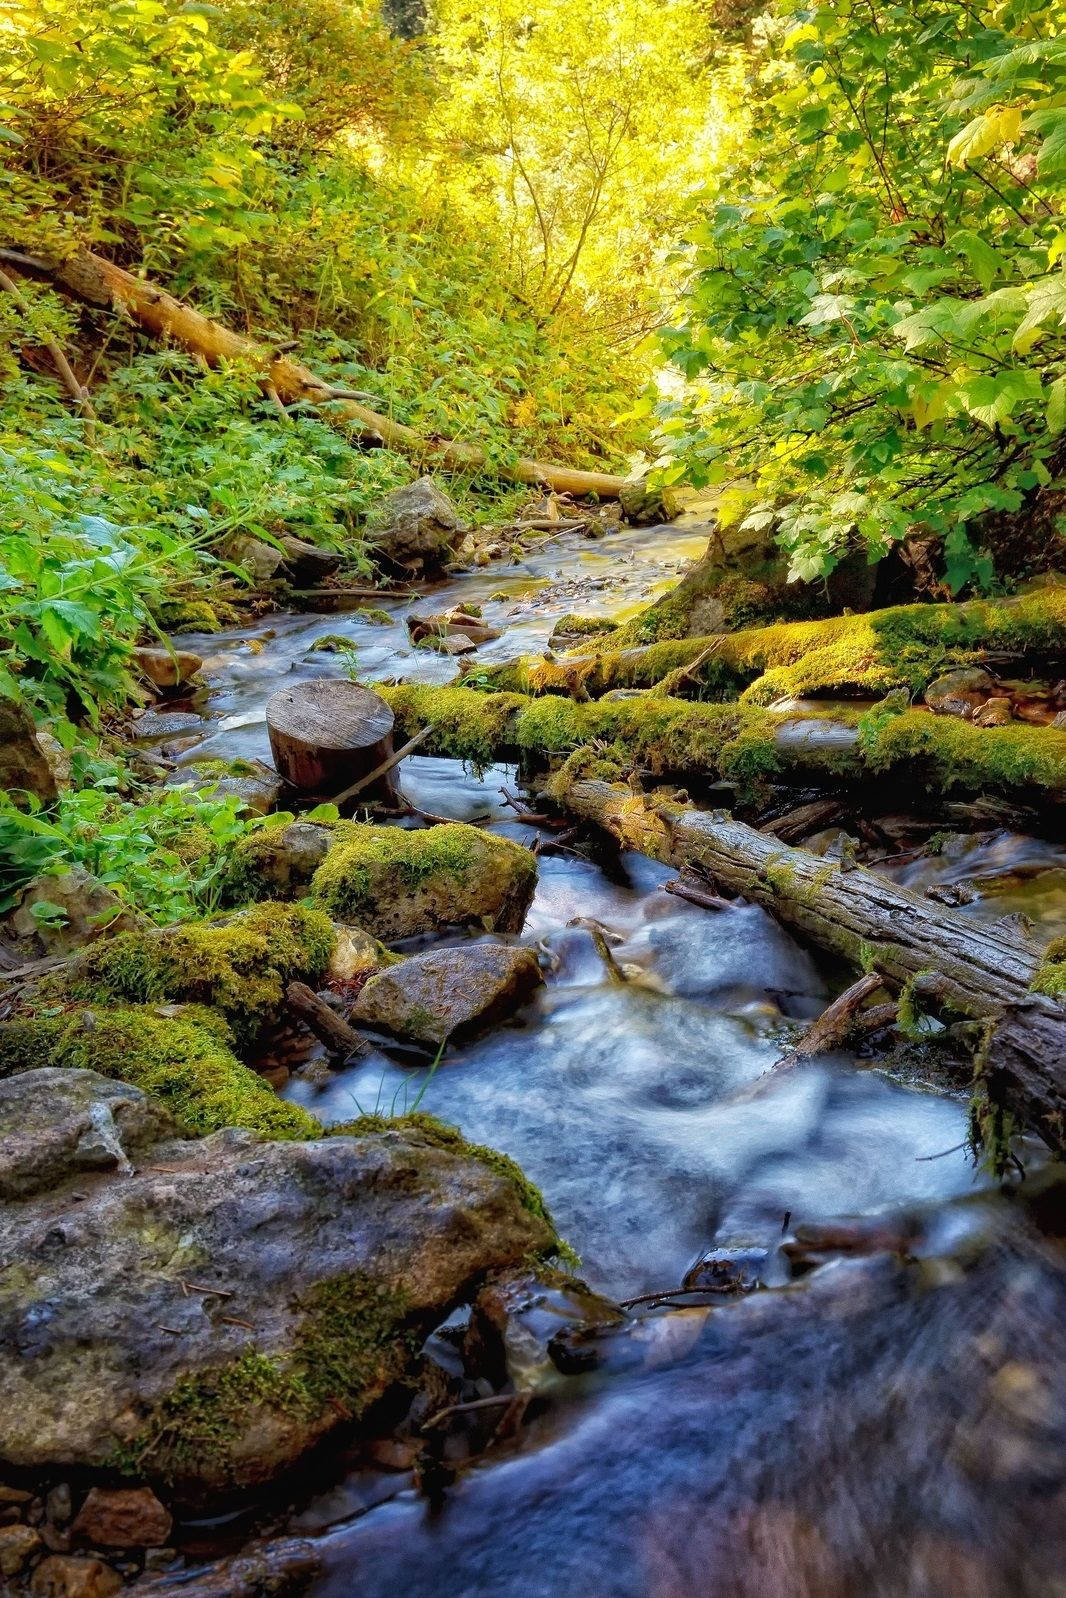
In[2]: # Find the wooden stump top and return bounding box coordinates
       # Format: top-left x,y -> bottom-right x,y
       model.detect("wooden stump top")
266,680 -> 395,753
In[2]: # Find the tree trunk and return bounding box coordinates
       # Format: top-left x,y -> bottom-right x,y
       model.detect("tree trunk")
30,248 -> 626,500
377,682 -> 1066,817
554,777 -> 1066,1154
267,681 -> 400,804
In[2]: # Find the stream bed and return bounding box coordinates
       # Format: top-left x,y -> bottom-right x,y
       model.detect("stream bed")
166,520 -> 1066,1597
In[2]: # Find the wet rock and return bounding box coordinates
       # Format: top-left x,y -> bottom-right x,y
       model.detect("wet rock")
45,1487 -> 71,1526
131,710 -> 208,742
0,1107 -> 553,1497
132,1537 -> 320,1598
682,1245 -> 768,1294
132,648 -> 203,694
408,610 -> 502,650
181,760 -> 284,817
467,1267 -> 624,1391
225,535 -> 285,584
0,695 -> 57,805
327,925 -> 386,983
227,821 -> 335,899
0,1070 -> 176,1201
5,868 -> 145,958
619,476 -> 670,526
0,1523 -> 43,1576
924,667 -> 997,718
371,478 -> 465,573
354,945 -> 542,1046
278,536 -> 341,587
31,1556 -> 122,1598
972,695 -> 1014,727
71,1489 -> 172,1550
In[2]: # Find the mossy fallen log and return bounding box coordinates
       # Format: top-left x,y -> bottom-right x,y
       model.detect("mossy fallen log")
483,587 -> 1066,705
377,682 -> 1066,812
555,778 -> 1066,1159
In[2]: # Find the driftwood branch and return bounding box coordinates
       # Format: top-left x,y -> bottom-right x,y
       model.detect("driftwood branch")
556,778 -> 1066,1154
0,266 -> 96,438
285,981 -> 370,1060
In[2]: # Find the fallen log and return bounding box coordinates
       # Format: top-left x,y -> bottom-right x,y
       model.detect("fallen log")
18,247 -> 625,500
555,779 -> 1066,1155
482,587 -> 1066,704
377,682 -> 1066,815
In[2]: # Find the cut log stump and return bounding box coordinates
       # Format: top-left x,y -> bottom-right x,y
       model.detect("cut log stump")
267,680 -> 400,804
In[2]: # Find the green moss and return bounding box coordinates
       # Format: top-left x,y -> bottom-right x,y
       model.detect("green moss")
486,587 -> 1066,708
154,597 -> 223,634
381,681 -> 1066,808
59,903 -> 335,1050
0,1005 -> 320,1139
355,607 -> 394,626
310,819 -> 537,935
113,1272 -> 411,1485
1031,936 -> 1066,998
308,634 -> 355,652
186,757 -> 260,779
331,1111 -> 577,1265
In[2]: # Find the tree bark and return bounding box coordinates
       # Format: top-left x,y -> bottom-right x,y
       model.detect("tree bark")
556,778 -> 1066,1154
267,680 -> 400,804
285,981 -> 370,1061
33,248 -> 626,500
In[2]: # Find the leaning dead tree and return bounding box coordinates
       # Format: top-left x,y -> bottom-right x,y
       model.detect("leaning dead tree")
3,246 -> 625,500
557,778 -> 1066,1157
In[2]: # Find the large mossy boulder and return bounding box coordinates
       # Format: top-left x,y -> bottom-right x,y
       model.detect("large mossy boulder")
229,821 -> 538,942
0,1074 -> 556,1499
354,943 -> 543,1046
0,1006 -> 320,1141
369,476 -> 465,573
0,1068 -> 176,1200
309,823 -> 538,940
57,903 -> 335,1050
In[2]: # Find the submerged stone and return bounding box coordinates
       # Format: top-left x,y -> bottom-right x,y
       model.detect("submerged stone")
353,944 -> 543,1046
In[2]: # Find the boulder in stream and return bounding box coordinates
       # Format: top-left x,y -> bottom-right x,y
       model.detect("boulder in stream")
132,648 -> 203,695
0,1072 -> 556,1499
370,477 -> 465,573
353,944 -> 543,1046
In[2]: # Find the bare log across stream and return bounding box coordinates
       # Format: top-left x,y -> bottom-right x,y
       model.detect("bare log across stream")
378,682 -> 1066,814
557,778 -> 1066,1155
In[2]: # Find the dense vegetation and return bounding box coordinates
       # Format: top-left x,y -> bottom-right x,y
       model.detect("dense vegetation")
0,0 -> 1063,922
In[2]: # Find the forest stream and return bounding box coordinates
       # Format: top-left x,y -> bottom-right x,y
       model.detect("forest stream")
142,520 -> 1066,1598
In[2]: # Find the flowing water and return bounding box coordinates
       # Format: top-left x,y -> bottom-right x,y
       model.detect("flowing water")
166,521 -> 1066,1597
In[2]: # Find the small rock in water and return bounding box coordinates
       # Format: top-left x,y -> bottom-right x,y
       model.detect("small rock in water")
353,944 -> 543,1046
924,667 -> 997,718
71,1487 -> 173,1550
278,535 -> 341,587
0,1523 -> 44,1576
132,646 -> 203,694
467,1267 -> 624,1391
131,709 -> 207,741
31,1555 -> 122,1598
972,695 -> 1014,727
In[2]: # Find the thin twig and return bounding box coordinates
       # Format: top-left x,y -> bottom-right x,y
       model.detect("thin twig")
0,266 -> 96,439
329,725 -> 433,807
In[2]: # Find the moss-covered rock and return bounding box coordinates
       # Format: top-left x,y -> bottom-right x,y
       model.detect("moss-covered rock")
56,903 -> 335,1051
1031,937 -> 1066,999
0,1110 -> 555,1499
226,822 -> 335,903
353,944 -> 543,1046
309,821 -> 538,940
0,1007 -> 320,1140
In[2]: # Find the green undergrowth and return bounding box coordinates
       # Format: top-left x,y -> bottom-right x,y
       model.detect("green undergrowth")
57,902 -> 335,1050
0,1005 -> 320,1140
